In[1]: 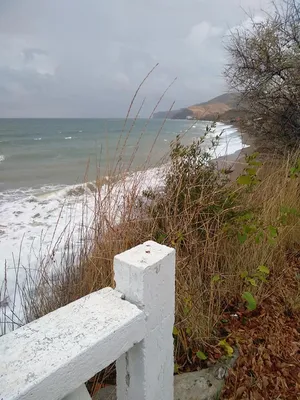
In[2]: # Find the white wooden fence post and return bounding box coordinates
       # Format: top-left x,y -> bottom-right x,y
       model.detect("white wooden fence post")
114,241 -> 175,400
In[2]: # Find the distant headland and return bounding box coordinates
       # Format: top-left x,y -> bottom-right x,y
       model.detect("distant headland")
153,92 -> 247,122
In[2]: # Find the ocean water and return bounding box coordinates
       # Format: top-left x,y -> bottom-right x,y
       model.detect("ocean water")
0,118 -> 245,322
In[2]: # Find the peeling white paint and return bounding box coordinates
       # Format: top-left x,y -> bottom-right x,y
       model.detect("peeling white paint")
115,241 -> 175,400
0,288 -> 145,400
0,242 -> 175,400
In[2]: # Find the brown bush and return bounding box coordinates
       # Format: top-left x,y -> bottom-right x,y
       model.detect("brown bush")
17,137 -> 300,376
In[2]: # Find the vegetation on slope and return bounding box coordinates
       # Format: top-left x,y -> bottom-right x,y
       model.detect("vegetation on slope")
1,1 -> 300,398
8,127 -> 298,398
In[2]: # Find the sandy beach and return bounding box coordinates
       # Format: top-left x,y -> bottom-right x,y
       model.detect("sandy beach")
214,127 -> 255,180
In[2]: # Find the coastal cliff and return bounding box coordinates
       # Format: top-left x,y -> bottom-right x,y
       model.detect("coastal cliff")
153,93 -> 242,121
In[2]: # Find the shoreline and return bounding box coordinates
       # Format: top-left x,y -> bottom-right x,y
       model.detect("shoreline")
0,121 -> 248,326
214,126 -> 255,180
0,121 -> 243,197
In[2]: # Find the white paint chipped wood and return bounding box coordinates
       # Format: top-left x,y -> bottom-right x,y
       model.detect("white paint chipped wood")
0,289 -> 145,400
115,241 -> 175,400
0,241 -> 175,400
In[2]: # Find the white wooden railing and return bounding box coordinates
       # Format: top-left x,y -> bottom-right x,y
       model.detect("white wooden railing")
0,241 -> 175,400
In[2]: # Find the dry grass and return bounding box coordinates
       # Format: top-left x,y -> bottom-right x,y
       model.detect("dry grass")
1,117 -> 299,396
15,140 -> 300,369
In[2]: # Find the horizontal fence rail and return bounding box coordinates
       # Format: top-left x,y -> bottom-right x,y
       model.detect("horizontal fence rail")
0,241 -> 175,400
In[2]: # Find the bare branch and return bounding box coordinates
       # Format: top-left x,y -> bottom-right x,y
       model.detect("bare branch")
224,0 -> 300,141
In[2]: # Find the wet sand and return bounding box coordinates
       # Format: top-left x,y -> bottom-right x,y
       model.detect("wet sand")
215,129 -> 255,180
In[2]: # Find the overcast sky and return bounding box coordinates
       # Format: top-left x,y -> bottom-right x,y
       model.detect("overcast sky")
0,0 -> 270,117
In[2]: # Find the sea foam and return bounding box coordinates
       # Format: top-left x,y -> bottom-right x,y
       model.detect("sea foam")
0,122 -> 247,328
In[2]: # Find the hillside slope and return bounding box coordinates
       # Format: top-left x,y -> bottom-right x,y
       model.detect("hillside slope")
195,93 -> 240,108
153,93 -> 242,120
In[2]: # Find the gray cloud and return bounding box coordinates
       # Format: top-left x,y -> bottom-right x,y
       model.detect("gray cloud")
0,0 -> 270,117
